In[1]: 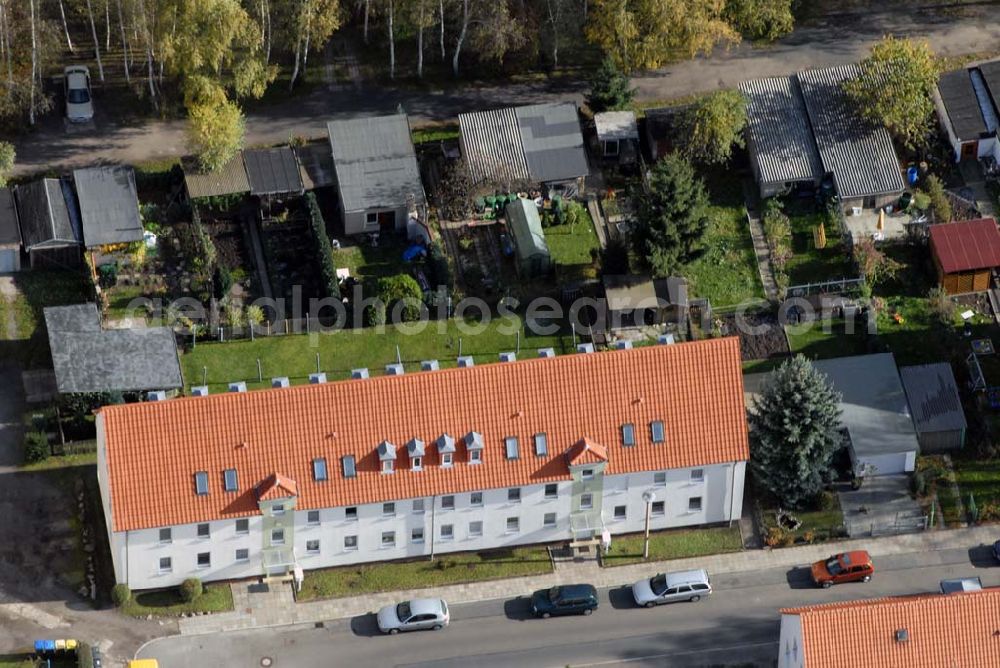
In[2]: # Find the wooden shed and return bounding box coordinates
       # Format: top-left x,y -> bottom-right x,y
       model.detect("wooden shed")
929,218 -> 1000,295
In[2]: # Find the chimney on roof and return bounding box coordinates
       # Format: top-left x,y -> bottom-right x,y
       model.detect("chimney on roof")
385,363 -> 405,376
457,356 -> 474,368
309,372 -> 327,384
147,390 -> 167,401
537,347 -> 556,358
351,368 -> 370,379
228,382 -> 247,393
615,340 -> 633,350
191,385 -> 209,397
499,351 -> 516,362
577,343 -> 595,354
658,333 -> 676,345
421,360 -> 440,371
271,377 -> 290,388
894,629 -> 909,643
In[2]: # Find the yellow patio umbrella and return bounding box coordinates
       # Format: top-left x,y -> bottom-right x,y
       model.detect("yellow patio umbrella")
877,208 -> 885,232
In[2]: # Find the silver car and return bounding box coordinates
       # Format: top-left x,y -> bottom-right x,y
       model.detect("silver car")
376,598 -> 450,634
631,569 -> 712,607
64,65 -> 94,122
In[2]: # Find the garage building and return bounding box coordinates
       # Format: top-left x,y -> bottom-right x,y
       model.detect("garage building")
0,188 -> 21,272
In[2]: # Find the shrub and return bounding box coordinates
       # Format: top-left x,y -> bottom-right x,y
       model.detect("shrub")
979,502 -> 1000,522
816,490 -> 838,511
23,431 -> 49,464
179,578 -> 203,602
801,530 -> 816,544
910,470 -> 927,496
364,301 -> 386,327
213,264 -> 233,299
428,242 -> 452,290
764,526 -> 794,548
924,174 -> 952,223
304,193 -> 338,299
111,583 -> 132,607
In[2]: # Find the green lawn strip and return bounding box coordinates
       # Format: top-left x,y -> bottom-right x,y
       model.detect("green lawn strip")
20,451 -> 98,472
681,176 -> 764,308
547,212 -> 601,282
105,284 -> 147,318
4,270 -> 90,368
600,526 -> 742,567
297,546 -> 552,601
785,320 -> 869,361
411,123 -> 460,144
331,236 -> 413,283
783,202 -> 853,286
953,458 -> 1000,507
121,583 -> 234,618
761,506 -> 846,544
0,657 -> 39,668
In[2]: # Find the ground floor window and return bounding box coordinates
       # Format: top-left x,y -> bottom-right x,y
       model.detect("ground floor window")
235,549 -> 249,562
197,552 -> 211,568
306,540 -> 320,554
158,556 -> 172,573
651,501 -> 665,516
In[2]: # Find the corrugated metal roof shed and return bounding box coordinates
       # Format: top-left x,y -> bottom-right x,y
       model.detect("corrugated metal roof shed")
459,107 -> 530,183
740,76 -> 824,186
13,178 -> 81,250
516,103 -> 589,183
899,363 -> 967,433
929,218 -> 1000,274
594,111 -> 639,141
979,60 -> 1000,110
0,187 -> 20,246
798,65 -> 905,200
326,114 -> 425,213
243,147 -> 304,196
183,153 -> 250,199
937,69 -> 988,140
505,198 -> 549,259
73,166 -> 143,248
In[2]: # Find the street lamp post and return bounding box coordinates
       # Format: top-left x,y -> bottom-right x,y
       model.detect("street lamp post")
642,490 -> 656,560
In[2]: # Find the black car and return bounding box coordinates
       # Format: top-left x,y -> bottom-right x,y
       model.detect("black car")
993,540 -> 1000,561
530,584 -> 599,618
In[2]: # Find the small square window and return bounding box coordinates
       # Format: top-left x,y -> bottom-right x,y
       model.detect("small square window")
469,449 -> 483,464
307,510 -> 320,525
581,469 -> 594,481
507,487 -> 521,503
651,501 -> 665,516
223,468 -> 239,492
411,527 -> 425,543
621,423 -> 636,446
345,506 -> 358,521
381,531 -> 395,547
469,520 -> 483,536
342,455 -> 356,478
194,471 -> 209,495
614,505 -> 627,520
506,517 -> 520,533
158,556 -> 172,572
688,497 -> 703,512
159,528 -> 172,543
412,499 -> 425,514
235,548 -> 249,562
366,212 -> 379,225
470,492 -> 483,506
382,460 -> 395,474
306,539 -> 320,554
383,502 -> 396,516
504,436 -> 519,460
650,420 -> 665,444
235,519 -> 249,534
272,503 -> 285,516
440,524 -> 454,540
534,433 -> 548,456
653,471 -> 667,487
691,468 -> 704,482
441,452 -> 454,467
580,493 -> 593,510
271,528 -> 285,545
344,535 -> 358,550
197,552 -> 211,568
313,458 -> 328,481
441,495 -> 455,510
544,483 -> 558,499
197,523 -> 210,538
543,512 -> 556,527
412,456 -> 423,471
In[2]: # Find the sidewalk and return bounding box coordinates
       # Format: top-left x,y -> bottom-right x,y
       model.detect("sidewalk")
178,523 -> 1000,636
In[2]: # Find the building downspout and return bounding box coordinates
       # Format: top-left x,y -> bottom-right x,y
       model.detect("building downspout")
728,462 -> 736,527
429,494 -> 437,561
125,530 -> 129,586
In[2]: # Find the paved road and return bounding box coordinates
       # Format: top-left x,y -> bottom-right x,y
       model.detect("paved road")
11,2 -> 1000,176
138,545 -> 1000,668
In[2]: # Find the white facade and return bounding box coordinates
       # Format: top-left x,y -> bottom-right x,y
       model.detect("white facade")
777,613 -> 805,668
101,456 -> 746,590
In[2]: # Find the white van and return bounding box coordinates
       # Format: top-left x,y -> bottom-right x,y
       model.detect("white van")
631,569 -> 712,607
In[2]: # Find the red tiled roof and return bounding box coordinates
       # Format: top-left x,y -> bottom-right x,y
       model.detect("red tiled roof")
781,589 -> 1000,668
98,338 -> 748,532
929,218 -> 1000,274
256,473 -> 298,500
566,438 -> 609,465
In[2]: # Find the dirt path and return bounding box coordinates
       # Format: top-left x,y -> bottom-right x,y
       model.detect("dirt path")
0,276 -> 17,340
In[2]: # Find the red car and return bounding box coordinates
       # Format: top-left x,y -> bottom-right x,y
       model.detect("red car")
811,550 -> 874,588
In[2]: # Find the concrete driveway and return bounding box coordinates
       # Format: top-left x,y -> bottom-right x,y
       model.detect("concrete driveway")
838,476 -> 927,538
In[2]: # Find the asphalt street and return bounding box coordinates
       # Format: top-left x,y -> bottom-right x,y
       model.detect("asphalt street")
137,544 -> 1000,668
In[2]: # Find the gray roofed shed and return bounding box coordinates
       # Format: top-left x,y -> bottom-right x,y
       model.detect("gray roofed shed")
326,114 -> 425,213
899,363 -> 967,452
937,69 -> 988,140
594,111 -> 639,141
740,76 -> 824,192
44,303 -> 183,393
73,166 -> 143,248
980,60 -> 1000,110
515,103 -> 589,183
14,179 -> 81,250
798,65 -> 905,200
459,107 -> 531,183
182,153 -> 250,199
243,147 -> 304,196
0,187 -> 20,246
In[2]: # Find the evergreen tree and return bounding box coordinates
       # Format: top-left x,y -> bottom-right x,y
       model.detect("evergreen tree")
631,153 -> 710,277
750,355 -> 843,509
586,57 -> 636,112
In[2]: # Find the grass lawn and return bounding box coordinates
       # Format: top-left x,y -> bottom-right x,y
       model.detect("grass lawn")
761,505 -> 847,544
20,451 -> 97,472
121,583 -> 234,618
953,458 -> 1000,520
2,270 -> 90,368
0,656 -> 34,668
331,236 -> 412,283
600,526 -> 742,567
181,315 -> 575,392
782,200 -> 853,286
547,211 -> 601,282
411,122 -> 460,144
917,456 -> 964,527
105,283 -> 147,319
682,176 -> 764,307
785,319 -> 869,361
297,546 -> 552,601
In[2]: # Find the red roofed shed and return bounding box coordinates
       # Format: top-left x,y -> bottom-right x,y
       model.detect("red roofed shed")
928,218 -> 1000,294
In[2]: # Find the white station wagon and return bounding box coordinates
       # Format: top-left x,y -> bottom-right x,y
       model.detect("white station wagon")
631,569 -> 712,607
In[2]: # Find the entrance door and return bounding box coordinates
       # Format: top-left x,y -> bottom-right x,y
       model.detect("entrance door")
0,249 -> 15,272
960,141 -> 977,161
378,210 -> 396,232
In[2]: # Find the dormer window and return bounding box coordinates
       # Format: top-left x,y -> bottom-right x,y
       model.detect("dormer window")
465,431 -> 484,464
377,440 -> 397,475
470,449 -> 482,464
272,503 -> 285,515
411,456 -> 423,470
407,438 -> 425,471
436,434 -> 456,468
442,452 -> 454,467
382,459 -> 394,474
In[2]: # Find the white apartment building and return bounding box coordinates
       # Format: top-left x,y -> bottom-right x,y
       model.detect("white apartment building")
96,338 -> 749,590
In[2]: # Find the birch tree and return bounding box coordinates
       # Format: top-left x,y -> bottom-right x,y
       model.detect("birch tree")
85,0 -> 105,80
58,0 -> 75,52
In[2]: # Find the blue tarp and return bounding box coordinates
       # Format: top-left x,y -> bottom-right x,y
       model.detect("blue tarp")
402,245 -> 426,262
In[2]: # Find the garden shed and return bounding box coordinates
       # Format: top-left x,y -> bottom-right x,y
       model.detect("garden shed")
327,113 -> 426,236
44,303 -> 183,393
182,153 -> 250,200
929,218 -> 1000,294
594,111 -> 638,163
899,363 -> 967,452
603,274 -> 687,329
243,147 -> 304,197
72,166 -> 144,249
505,198 -> 550,277
934,60 -> 1000,163
13,178 -> 82,268
0,187 -> 21,272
